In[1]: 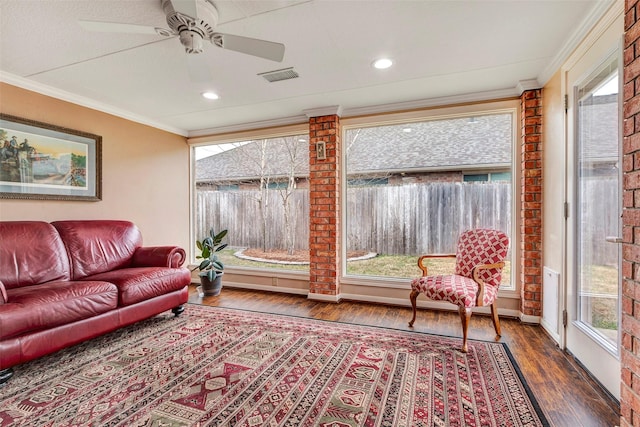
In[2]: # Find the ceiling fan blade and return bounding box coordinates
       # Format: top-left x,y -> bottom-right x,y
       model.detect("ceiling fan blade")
212,33 -> 285,62
78,20 -> 168,36
167,0 -> 199,19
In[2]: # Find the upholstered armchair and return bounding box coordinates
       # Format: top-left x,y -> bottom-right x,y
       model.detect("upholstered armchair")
408,229 -> 510,352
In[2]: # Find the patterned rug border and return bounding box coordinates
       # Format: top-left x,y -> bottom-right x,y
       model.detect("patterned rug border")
188,302 -> 550,426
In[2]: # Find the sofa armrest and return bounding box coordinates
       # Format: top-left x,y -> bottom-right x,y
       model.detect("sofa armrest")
131,246 -> 186,268
0,279 -> 7,304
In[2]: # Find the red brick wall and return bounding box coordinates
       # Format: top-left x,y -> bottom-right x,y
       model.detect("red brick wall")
622,2 -> 640,424
520,89 -> 543,317
308,115 -> 341,296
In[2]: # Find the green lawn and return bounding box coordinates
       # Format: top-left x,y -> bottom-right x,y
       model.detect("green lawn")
218,249 -> 511,285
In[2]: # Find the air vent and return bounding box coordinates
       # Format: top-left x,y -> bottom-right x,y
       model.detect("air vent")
258,67 -> 299,82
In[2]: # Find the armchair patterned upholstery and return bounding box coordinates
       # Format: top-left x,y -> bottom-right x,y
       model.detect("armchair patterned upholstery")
408,229 -> 509,352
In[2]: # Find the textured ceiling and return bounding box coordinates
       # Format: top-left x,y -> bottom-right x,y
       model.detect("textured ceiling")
0,0 -> 611,136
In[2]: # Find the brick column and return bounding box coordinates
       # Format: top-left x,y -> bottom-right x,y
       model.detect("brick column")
520,89 -> 543,317
308,113 -> 341,299
622,2 -> 640,425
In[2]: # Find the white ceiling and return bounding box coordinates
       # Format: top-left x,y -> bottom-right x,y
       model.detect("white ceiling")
0,0 -> 611,137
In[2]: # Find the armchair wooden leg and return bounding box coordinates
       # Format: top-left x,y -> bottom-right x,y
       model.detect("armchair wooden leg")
408,290 -> 420,327
490,301 -> 501,339
458,306 -> 472,353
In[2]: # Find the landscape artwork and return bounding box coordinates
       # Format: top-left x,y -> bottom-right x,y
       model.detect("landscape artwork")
0,114 -> 101,201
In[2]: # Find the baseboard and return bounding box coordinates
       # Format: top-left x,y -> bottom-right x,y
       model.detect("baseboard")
221,281 -> 308,296
520,313 -> 541,324
540,318 -> 561,343
307,292 -> 341,303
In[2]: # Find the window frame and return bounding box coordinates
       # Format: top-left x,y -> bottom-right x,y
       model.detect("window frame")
188,123 -> 310,274
186,101 -> 521,300
340,100 -> 521,296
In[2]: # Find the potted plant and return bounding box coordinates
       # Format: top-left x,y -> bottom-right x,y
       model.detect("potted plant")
193,228 -> 228,296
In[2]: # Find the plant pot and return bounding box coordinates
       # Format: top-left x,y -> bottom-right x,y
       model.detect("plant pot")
199,272 -> 223,296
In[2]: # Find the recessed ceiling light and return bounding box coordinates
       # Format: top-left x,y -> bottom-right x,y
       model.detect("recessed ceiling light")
202,91 -> 219,100
402,128 -> 412,133
373,58 -> 393,69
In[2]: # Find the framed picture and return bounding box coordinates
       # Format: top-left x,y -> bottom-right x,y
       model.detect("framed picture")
0,114 -> 102,201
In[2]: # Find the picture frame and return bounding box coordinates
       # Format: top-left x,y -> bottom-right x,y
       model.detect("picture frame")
0,114 -> 102,201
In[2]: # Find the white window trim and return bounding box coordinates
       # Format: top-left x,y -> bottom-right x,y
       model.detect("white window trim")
340,99 -> 521,294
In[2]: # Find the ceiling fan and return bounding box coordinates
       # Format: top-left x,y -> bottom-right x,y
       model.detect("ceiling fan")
79,0 -> 285,63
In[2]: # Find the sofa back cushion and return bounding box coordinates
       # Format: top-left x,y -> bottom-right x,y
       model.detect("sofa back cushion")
0,221 -> 71,289
52,220 -> 143,279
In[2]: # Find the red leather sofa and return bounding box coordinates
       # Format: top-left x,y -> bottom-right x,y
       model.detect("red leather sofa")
0,220 -> 191,385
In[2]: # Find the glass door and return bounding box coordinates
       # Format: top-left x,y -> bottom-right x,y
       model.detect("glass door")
566,49 -> 621,400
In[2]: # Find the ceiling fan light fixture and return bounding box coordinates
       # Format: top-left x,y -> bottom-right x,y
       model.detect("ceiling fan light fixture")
202,91 -> 219,100
373,58 -> 393,69
179,29 -> 205,54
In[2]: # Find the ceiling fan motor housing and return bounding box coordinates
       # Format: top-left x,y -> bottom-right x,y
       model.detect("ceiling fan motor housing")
161,0 -> 219,54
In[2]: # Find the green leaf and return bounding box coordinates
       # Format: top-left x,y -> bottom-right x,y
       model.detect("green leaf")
214,243 -> 228,252
198,259 -> 211,270
212,260 -> 224,271
201,247 -> 211,258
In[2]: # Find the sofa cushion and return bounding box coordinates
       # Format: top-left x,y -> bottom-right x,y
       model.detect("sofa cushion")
0,280 -> 118,340
83,267 -> 191,306
0,221 -> 71,289
52,220 -> 143,280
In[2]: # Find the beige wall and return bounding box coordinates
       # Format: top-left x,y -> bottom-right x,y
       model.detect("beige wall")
0,83 -> 191,251
542,71 -> 565,279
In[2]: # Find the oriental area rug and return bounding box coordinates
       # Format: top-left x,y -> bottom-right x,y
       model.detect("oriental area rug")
0,305 -> 549,427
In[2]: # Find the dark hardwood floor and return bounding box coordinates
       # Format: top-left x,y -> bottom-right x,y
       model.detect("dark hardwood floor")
188,285 -> 620,427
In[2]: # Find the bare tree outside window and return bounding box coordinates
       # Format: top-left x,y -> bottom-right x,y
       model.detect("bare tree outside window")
195,134 -> 309,264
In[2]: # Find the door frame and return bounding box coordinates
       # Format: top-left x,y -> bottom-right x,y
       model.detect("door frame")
561,19 -> 622,400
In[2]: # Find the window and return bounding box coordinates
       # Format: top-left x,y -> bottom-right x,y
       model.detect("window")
194,133 -> 310,272
463,174 -> 489,182
463,172 -> 511,182
267,181 -> 290,190
218,184 -> 239,191
343,112 -> 515,289
347,178 -> 389,187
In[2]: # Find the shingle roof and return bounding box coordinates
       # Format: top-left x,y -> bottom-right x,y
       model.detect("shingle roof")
345,114 -> 512,173
196,113 -> 513,182
196,136 -> 308,182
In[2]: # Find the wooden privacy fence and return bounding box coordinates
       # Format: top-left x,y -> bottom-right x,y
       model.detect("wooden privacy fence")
580,176 -> 620,266
346,182 -> 511,255
197,182 -> 511,256
196,179 -> 618,262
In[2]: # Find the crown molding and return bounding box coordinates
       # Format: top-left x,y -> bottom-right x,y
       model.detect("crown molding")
190,87 -> 523,137
188,114 -> 308,138
0,72 -> 188,137
341,87 -> 519,118
516,79 -> 541,95
537,0 -> 618,86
